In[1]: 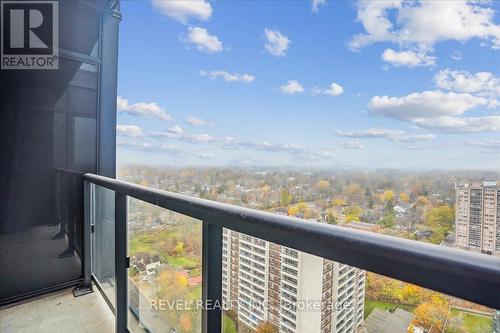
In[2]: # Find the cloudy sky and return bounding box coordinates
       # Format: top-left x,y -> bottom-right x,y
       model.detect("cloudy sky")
117,0 -> 500,170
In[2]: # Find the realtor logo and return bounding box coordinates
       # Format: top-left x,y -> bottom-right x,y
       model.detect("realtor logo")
1,0 -> 58,69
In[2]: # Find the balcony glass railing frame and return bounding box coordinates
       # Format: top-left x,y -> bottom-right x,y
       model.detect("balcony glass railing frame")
82,173 -> 500,333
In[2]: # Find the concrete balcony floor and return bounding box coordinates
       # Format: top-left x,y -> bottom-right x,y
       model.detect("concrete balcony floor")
0,288 -> 114,333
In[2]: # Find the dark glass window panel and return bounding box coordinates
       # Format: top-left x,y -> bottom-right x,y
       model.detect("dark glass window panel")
73,116 -> 96,166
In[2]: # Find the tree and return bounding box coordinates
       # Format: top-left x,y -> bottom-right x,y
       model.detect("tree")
399,192 -> 410,203
180,313 -> 193,332
368,195 -> 375,209
380,213 -> 395,228
346,214 -> 360,222
304,208 -> 318,220
297,202 -> 308,213
425,206 -> 454,230
261,184 -> 271,194
400,205 -> 421,238
344,206 -> 363,222
130,266 -> 139,277
345,184 -> 363,204
425,205 -> 454,244
344,206 -> 363,218
287,206 -> 299,216
216,183 -> 227,195
326,211 -> 337,225
416,196 -> 430,206
255,322 -> 278,333
332,198 -> 345,207
315,180 -> 331,192
280,187 -> 292,206
383,190 -> 395,202
174,241 -> 185,256
412,294 -> 450,332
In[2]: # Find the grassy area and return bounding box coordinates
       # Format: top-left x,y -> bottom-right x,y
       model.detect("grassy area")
166,255 -> 199,268
223,314 -> 237,333
449,309 -> 493,333
128,237 -> 156,255
128,228 -> 183,256
364,300 -> 414,318
187,285 -> 202,301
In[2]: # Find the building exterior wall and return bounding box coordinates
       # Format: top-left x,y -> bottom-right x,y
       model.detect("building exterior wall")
222,229 -> 366,333
455,182 -> 500,256
455,185 -> 470,248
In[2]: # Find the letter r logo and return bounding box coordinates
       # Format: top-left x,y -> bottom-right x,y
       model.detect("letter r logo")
2,1 -> 56,55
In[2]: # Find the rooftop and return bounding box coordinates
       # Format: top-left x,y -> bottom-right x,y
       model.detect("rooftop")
360,308 -> 414,333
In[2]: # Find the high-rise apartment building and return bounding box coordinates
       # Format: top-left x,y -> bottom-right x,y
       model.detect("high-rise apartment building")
222,228 -> 366,333
455,182 -> 500,256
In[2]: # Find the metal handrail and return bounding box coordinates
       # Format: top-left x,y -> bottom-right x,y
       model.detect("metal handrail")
84,172 -> 500,312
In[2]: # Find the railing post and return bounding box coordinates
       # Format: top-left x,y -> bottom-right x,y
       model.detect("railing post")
115,192 -> 128,333
83,180 -> 92,287
202,222 -> 223,333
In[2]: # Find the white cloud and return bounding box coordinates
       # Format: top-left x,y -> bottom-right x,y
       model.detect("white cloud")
200,70 -> 255,82
368,90 -> 500,133
350,0 -> 500,50
398,134 -> 436,142
168,125 -> 184,135
381,48 -> 436,67
194,152 -> 216,159
222,138 -> 306,154
318,150 -> 336,158
118,140 -> 183,154
402,143 -> 452,150
325,83 -> 344,96
117,96 -> 171,120
280,80 -> 304,94
312,0 -> 326,13
180,133 -> 215,143
369,90 -> 490,121
463,140 -> 500,151
294,150 -> 337,162
117,125 -> 143,138
158,144 -> 183,153
152,0 -> 212,24
435,69 -> 500,97
185,116 -> 213,127
143,128 -> 337,160
264,29 -> 290,57
336,128 -> 403,139
117,141 -> 153,151
341,141 -> 365,149
450,50 -> 463,61
184,26 -> 223,54
150,131 -> 178,139
335,128 -> 435,142
248,142 -> 305,153
414,116 -> 500,133
151,130 -> 215,143
312,82 -> 344,96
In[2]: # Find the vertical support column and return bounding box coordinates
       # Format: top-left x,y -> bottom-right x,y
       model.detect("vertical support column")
115,193 -> 128,333
202,222 -> 223,333
83,180 -> 92,287
98,9 -> 121,178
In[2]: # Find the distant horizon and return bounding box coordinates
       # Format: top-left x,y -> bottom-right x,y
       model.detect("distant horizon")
118,163 -> 500,174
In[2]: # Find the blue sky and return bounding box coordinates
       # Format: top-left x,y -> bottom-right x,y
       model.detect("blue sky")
116,0 -> 500,170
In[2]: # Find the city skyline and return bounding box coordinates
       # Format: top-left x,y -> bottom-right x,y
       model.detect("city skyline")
117,0 -> 500,169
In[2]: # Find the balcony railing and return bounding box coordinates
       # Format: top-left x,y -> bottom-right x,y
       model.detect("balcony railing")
81,172 -> 500,333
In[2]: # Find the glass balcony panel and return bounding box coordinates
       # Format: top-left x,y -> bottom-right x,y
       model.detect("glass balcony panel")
91,184 -> 116,308
221,229 -> 497,333
127,198 -> 202,333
